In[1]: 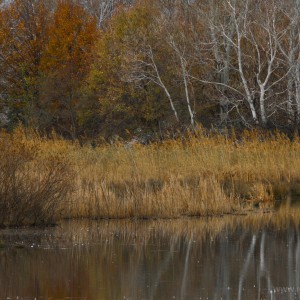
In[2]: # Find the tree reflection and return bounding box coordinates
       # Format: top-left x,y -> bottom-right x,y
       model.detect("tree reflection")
0,217 -> 299,299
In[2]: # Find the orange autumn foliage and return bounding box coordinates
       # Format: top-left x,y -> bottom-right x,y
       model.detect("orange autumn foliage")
41,0 -> 98,75
0,0 -> 50,103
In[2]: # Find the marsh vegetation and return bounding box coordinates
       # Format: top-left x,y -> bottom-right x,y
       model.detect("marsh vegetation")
1,127 -> 300,226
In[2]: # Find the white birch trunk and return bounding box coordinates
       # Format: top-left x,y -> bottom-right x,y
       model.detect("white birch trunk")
180,56 -> 195,127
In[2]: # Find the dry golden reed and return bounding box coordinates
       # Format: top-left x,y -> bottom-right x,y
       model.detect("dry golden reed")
1,126 -> 300,225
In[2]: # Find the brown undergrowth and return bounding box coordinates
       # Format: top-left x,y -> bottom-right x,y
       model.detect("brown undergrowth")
0,128 -> 73,226
1,126 -> 300,225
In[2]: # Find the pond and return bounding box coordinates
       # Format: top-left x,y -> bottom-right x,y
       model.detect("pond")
0,216 -> 299,300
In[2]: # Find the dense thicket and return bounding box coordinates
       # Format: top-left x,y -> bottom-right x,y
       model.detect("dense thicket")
1,0 -> 300,139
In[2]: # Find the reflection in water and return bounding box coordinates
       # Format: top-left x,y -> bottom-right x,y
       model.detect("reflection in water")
0,216 -> 300,299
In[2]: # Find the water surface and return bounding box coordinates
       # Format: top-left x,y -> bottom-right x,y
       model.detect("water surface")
0,216 -> 299,300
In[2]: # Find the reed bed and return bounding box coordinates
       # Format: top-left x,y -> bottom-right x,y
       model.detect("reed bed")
1,127 -> 300,225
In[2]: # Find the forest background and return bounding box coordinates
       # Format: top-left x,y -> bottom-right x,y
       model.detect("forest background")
1,0 -> 300,141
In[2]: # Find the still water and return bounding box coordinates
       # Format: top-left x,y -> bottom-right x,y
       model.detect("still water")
0,216 -> 299,300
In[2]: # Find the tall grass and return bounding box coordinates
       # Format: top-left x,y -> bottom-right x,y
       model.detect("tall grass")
2,126 -> 300,225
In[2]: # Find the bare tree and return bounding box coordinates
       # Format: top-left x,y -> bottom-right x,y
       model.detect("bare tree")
188,0 -> 235,125
277,0 -> 300,125
167,32 -> 195,127
78,0 -> 133,27
190,0 -> 289,127
125,44 -> 180,123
